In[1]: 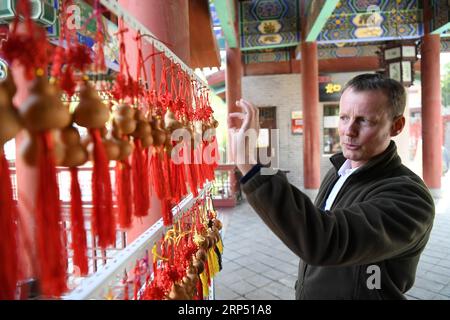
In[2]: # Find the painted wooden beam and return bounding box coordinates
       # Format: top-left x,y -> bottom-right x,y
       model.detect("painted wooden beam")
243,56 -> 381,75
207,69 -> 225,86
242,57 -> 422,76
305,0 -> 339,42
213,0 -> 238,48
432,22 -> 450,36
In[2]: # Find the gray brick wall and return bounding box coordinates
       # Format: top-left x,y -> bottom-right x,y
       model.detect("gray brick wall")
242,74 -> 333,194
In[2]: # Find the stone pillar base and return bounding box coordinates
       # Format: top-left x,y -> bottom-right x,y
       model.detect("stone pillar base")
302,188 -> 319,203
428,188 -> 442,200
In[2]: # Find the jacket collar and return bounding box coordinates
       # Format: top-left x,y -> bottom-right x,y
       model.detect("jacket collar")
329,141 -> 401,177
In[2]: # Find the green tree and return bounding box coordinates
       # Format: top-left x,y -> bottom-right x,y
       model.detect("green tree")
442,62 -> 450,109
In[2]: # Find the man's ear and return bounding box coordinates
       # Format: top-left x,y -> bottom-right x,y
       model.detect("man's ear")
390,115 -> 405,137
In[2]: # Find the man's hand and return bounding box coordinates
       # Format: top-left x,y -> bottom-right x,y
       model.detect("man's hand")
228,99 -> 260,175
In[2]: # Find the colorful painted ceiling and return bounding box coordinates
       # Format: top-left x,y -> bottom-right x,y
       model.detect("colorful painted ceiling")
238,0 -> 300,51
317,0 -> 423,44
431,0 -> 450,36
210,1 -> 226,50
209,0 -> 448,65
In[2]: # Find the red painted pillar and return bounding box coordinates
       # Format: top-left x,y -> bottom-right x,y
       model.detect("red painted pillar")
301,41 -> 320,189
421,0 -> 442,189
421,34 -> 442,189
225,46 -> 242,195
225,46 -> 242,133
118,0 -> 190,65
118,0 -> 191,242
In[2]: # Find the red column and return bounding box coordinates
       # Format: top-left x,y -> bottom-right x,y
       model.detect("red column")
225,46 -> 242,195
118,0 -> 191,243
225,47 -> 242,130
301,41 -> 320,189
421,33 -> 442,189
421,0 -> 442,189
118,0 -> 191,65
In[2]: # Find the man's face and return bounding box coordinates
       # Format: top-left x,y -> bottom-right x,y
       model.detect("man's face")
338,88 -> 395,168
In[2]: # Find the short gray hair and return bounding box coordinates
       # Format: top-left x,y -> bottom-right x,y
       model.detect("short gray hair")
342,73 -> 406,119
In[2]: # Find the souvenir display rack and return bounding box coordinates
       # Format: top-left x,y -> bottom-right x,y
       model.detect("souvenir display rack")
0,0 -> 221,300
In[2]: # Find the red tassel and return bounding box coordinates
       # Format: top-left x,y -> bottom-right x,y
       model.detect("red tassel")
186,147 -> 198,197
123,281 -> 129,300
175,146 -> 188,198
178,162 -> 188,198
132,139 -> 150,217
169,160 -> 180,203
133,262 -> 141,300
142,148 -> 150,209
69,167 -> 88,276
195,144 -> 205,188
0,152 -> 19,299
36,132 -> 67,297
90,129 -> 115,249
150,147 -> 166,199
194,278 -> 203,300
202,141 -> 213,181
211,137 -> 219,171
116,160 -> 133,229
59,66 -> 77,98
161,198 -> 173,226
162,150 -> 173,199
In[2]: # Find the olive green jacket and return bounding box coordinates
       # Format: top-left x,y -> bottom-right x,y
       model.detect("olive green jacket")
242,141 -> 435,299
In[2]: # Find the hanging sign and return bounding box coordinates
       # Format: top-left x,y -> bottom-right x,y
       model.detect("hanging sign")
319,81 -> 343,102
291,111 -> 303,135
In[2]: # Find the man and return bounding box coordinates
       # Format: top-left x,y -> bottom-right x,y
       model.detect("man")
229,74 -> 435,300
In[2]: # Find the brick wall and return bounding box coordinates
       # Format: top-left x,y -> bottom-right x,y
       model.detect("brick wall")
242,74 -> 333,194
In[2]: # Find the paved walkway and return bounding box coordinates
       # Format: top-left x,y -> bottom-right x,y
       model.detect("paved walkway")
214,173 -> 450,300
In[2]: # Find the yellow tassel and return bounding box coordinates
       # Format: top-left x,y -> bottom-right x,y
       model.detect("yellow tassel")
207,248 -> 219,278
200,271 -> 209,297
216,237 -> 224,254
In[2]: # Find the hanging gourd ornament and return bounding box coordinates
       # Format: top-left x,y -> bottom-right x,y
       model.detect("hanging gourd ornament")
19,76 -> 70,166
59,125 -> 89,276
74,82 -> 110,128
150,116 -> 167,147
167,283 -> 190,300
19,76 -> 71,132
113,103 -> 137,135
112,104 -> 135,228
18,74 -> 71,297
0,72 -> 22,147
0,71 -> 21,300
61,126 -> 88,168
192,257 -> 205,275
74,81 -> 115,249
132,109 -> 153,147
164,109 -> 183,134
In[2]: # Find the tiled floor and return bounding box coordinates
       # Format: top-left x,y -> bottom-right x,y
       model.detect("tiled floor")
215,203 -> 298,299
214,173 -> 450,300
